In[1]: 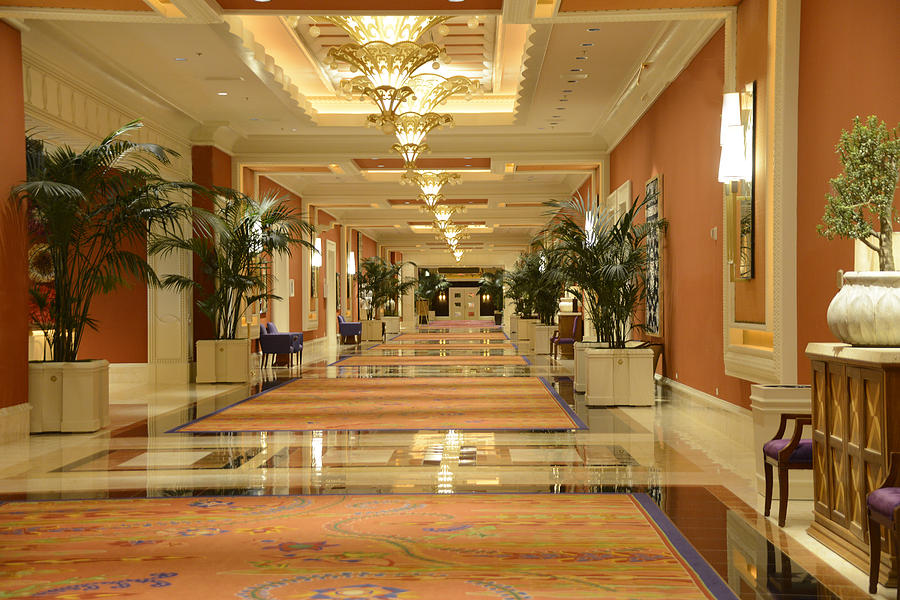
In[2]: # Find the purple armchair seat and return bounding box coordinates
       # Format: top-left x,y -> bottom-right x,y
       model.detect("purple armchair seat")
551,315 -> 580,359
259,322 -> 303,368
867,452 -> 900,599
763,413 -> 812,527
338,314 -> 362,344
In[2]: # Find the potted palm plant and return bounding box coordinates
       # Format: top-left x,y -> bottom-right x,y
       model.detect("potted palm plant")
415,270 -> 448,324
543,195 -> 665,405
504,252 -> 546,353
478,270 -> 505,325
357,257 -> 417,339
819,115 -> 899,347
151,190 -> 313,383
10,122 -> 197,432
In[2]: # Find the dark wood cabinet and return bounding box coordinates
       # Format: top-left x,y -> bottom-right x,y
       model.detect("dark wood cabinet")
806,343 -> 900,585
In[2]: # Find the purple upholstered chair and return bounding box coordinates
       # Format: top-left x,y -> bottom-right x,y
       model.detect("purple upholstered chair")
867,452 -> 900,599
763,413 -> 812,527
551,315 -> 580,359
260,322 -> 303,367
338,314 -> 362,344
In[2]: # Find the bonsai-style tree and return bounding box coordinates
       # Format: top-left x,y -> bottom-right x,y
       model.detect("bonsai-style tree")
819,115 -> 900,271
542,195 -> 665,348
10,121 -> 198,362
357,256 -> 416,320
150,190 -> 314,339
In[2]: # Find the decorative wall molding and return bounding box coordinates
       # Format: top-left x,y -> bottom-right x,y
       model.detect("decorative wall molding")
511,24 -> 552,126
0,403 -> 31,445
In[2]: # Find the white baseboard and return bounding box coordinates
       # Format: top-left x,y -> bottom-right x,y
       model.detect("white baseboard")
659,376 -> 754,453
0,402 -> 31,444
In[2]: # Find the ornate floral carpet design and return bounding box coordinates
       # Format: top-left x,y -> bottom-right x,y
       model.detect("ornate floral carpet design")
371,342 -> 516,351
333,355 -> 528,367
394,332 -> 508,341
171,377 -> 584,432
0,493 -> 736,600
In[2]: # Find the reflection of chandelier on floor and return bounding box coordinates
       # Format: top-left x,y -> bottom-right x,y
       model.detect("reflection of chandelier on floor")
321,15 -> 479,261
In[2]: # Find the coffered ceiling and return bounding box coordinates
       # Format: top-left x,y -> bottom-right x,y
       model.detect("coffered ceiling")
3,0 -> 733,264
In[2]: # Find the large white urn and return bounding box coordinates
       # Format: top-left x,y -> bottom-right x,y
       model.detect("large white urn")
826,271 -> 900,346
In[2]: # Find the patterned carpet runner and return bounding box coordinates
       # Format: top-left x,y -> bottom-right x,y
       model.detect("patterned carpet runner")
425,319 -> 500,328
371,342 -> 516,350
394,332 -> 508,341
171,377 -> 582,432
334,355 -> 528,367
0,493 -> 736,599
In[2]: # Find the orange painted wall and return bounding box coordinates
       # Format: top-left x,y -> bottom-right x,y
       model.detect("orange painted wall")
78,235 -> 148,362
795,0 -> 900,382
610,28 -> 751,409
191,145 -> 232,341
732,0 -> 768,324
0,22 -> 28,409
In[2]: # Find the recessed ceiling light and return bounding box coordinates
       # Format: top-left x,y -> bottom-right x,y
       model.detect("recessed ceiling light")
377,164 -> 385,167
449,0 -> 464,2
217,92 -> 228,96
249,117 -> 260,121
559,99 -> 569,102
463,156 -> 472,159
570,68 -> 583,72
556,107 -> 566,110
563,89 -> 573,93
575,56 -> 588,60
174,57 -> 187,62
587,27 -> 601,32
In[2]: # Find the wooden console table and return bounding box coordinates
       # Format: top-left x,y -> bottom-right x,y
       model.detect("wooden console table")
806,343 -> 900,585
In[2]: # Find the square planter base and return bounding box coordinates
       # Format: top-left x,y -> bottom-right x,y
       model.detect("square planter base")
585,347 -> 654,406
196,339 -> 251,384
29,360 -> 110,433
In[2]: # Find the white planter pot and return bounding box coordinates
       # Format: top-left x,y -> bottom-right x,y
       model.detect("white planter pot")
427,310 -> 436,322
518,319 -> 538,354
534,324 -> 555,355
827,271 -> 900,346
749,384 -> 812,501
574,342 -> 604,393
585,346 -> 655,406
509,314 -> 519,337
362,319 -> 384,341
29,359 -> 109,433
196,339 -> 251,384
383,316 -> 401,335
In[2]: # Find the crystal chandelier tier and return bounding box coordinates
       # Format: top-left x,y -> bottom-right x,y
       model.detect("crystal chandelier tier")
417,193 -> 444,208
426,204 -> 464,226
401,169 -> 461,195
453,248 -> 465,262
325,41 -> 445,91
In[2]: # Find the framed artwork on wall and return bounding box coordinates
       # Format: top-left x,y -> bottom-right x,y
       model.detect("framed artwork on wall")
645,174 -> 663,337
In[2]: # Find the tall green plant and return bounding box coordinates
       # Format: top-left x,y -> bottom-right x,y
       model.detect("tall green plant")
150,190 -> 314,339
357,256 -> 416,320
542,195 -> 665,348
478,270 -> 505,312
504,251 -> 561,325
819,115 -> 899,271
416,270 -> 449,302
10,121 -> 198,362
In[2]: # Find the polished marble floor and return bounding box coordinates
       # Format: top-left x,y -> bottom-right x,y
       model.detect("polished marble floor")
0,324 -> 887,598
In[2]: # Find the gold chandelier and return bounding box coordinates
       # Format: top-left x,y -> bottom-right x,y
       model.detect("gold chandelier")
453,248 -> 465,262
427,204 -> 464,226
323,16 -> 448,44
401,169 -> 461,195
417,193 -> 443,208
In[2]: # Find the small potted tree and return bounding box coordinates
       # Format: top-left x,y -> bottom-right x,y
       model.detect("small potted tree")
11,122 -> 197,432
151,190 -> 313,383
357,257 -> 416,340
415,270 -> 448,324
819,115 -> 899,347
544,195 -> 665,405
478,270 -> 505,326
504,252 -> 543,352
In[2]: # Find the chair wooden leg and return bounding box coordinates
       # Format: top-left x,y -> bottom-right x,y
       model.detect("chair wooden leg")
869,510 -> 881,594
777,465 -> 789,527
764,459 -> 773,517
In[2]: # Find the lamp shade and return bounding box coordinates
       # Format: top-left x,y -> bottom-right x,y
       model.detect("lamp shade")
311,237 -> 322,267
347,251 -> 356,275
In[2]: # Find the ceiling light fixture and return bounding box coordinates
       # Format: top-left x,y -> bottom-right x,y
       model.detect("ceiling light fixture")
323,16 -> 449,44
401,169 -> 461,197
217,92 -> 228,96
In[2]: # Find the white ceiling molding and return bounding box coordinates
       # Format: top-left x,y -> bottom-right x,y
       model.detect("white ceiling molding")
220,16 -> 318,128
512,24 -> 552,126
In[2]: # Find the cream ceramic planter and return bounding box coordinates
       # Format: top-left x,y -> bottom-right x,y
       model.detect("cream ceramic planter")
29,359 -> 110,433
749,384 -> 812,501
533,324 -> 555,355
585,346 -> 655,406
574,342 -> 604,393
827,271 -> 900,346
383,316 -> 401,335
362,319 -> 384,342
509,314 -> 519,338
196,339 -> 251,384
518,319 -> 538,354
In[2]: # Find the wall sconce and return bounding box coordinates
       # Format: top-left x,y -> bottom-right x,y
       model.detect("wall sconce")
717,91 -> 752,183
347,251 -> 356,275
482,293 -> 490,302
311,237 -> 322,268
